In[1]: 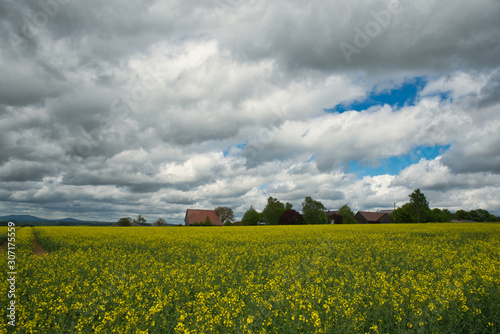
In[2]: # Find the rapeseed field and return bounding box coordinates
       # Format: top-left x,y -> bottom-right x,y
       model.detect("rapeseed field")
0,227 -> 8,244
1,224 -> 499,333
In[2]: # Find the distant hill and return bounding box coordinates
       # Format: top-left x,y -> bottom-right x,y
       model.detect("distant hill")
57,218 -> 84,223
0,215 -> 49,222
0,215 -> 113,226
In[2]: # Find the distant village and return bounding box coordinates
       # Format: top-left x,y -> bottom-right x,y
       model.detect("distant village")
109,189 -> 499,227
183,208 -> 395,226
179,189 -> 499,226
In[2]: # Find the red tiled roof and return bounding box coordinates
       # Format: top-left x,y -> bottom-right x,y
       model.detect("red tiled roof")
185,209 -> 223,226
357,211 -> 389,222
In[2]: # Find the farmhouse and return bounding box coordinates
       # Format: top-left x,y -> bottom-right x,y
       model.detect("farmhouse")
354,211 -> 392,224
326,210 -> 343,224
184,209 -> 223,226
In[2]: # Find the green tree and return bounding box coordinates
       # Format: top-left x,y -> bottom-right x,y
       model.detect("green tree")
429,208 -> 454,222
285,202 -> 293,210
482,209 -> 499,222
455,209 -> 498,222
339,204 -> 357,224
442,209 -> 454,222
455,209 -> 468,220
429,208 -> 444,222
391,203 -> 412,223
117,217 -> 132,226
154,218 -> 166,226
215,207 -> 235,224
133,215 -> 146,226
408,189 -> 430,223
468,210 -> 480,222
302,196 -> 328,224
242,206 -> 261,226
469,209 -> 498,222
261,197 -> 286,225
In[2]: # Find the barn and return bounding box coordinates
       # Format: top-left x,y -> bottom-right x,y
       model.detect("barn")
354,211 -> 393,224
326,210 -> 343,224
184,209 -> 223,226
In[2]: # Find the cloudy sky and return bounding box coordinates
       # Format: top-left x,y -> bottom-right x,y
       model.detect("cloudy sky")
1,0 -> 499,223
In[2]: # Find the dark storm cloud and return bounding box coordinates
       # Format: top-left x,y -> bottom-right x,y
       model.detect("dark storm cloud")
442,132 -> 500,175
0,160 -> 57,182
478,70 -> 500,109
215,0 -> 500,74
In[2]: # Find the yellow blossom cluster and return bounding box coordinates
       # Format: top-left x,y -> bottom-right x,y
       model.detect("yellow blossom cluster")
1,223 -> 499,333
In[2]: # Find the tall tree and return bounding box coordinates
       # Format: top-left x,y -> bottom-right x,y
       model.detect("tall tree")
261,197 -> 286,225
408,189 -> 430,223
339,204 -> 357,224
302,196 -> 328,224
215,207 -> 235,224
242,206 -> 260,226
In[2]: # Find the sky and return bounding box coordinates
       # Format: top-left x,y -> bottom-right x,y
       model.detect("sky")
1,0 -> 499,223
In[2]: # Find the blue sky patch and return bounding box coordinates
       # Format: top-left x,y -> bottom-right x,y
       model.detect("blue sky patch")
326,76 -> 428,113
346,144 -> 450,177
224,142 -> 247,157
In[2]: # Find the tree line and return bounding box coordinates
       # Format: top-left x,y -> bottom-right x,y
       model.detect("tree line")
239,197 -> 357,226
116,215 -> 168,226
232,190 -> 498,225
116,189 -> 498,226
391,189 -> 499,223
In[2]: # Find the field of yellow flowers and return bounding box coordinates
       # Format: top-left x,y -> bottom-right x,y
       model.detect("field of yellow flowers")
1,223 -> 499,333
0,226 -> 8,245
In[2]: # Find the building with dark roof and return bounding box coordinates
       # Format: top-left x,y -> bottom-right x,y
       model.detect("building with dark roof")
354,211 -> 392,224
325,210 -> 343,224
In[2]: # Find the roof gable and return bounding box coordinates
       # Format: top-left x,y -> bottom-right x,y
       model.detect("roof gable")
185,209 -> 223,226
357,211 -> 390,222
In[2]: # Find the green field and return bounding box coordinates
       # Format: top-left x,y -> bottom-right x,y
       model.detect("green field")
1,224 -> 499,333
